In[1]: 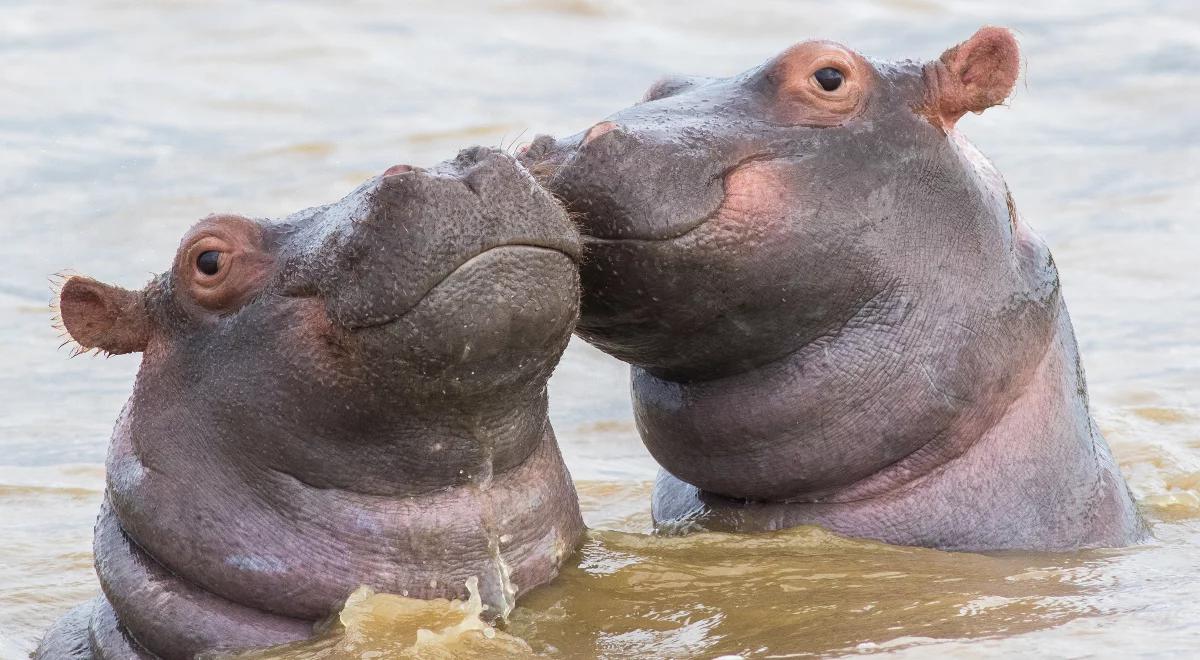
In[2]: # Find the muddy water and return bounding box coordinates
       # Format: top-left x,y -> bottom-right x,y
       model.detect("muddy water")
1,0 -> 1198,657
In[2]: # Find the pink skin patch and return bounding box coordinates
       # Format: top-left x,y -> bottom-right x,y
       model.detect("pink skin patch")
582,121 -> 618,146
382,164 -> 413,177
702,160 -> 793,249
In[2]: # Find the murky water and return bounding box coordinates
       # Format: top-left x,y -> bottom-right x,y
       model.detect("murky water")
1,0 -> 1198,657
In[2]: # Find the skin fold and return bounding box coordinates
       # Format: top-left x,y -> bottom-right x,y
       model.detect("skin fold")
522,27 -> 1146,551
36,147 -> 586,659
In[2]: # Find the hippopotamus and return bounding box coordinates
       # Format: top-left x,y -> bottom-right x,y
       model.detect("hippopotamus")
522,27 -> 1146,551
36,147 -> 585,658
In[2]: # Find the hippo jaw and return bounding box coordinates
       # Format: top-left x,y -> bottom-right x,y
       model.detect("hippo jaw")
342,243 -> 578,331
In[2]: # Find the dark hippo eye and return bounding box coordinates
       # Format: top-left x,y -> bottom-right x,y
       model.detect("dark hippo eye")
813,67 -> 844,92
196,250 -> 221,276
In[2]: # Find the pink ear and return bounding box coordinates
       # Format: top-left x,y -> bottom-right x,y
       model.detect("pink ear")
931,26 -> 1020,129
58,276 -> 151,355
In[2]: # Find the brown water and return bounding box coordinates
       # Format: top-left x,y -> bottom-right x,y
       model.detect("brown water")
1,0 -> 1198,657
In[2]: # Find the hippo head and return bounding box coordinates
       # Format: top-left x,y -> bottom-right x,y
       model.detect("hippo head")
524,27 -> 1049,383
57,147 -> 580,495
520,28 -> 1077,507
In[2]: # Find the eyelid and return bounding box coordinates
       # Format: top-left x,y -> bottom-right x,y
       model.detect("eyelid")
173,215 -> 269,312
812,58 -> 852,77
769,43 -> 870,126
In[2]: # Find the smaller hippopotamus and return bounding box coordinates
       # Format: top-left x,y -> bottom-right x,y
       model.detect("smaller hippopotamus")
36,147 -> 585,659
522,27 -> 1145,551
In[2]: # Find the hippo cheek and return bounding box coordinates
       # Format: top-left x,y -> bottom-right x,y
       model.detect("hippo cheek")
577,160 -> 821,377
696,158 -> 797,248
578,157 -> 796,327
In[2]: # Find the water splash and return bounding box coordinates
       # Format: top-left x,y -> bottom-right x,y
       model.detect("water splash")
217,577 -> 534,659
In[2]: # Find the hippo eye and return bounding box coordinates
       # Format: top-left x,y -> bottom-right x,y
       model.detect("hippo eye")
196,250 -> 221,276
813,67 -> 844,92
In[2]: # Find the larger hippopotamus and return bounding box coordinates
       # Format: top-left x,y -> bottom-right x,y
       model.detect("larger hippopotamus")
522,27 -> 1145,550
37,147 -> 585,658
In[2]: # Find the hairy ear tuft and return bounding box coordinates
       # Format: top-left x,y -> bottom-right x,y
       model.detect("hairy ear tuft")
933,26 -> 1021,128
57,276 -> 151,355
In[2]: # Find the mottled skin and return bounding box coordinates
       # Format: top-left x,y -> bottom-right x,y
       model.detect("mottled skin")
523,28 -> 1145,550
37,148 -> 586,659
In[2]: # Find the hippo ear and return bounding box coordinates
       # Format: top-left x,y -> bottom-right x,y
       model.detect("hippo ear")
933,26 -> 1020,128
641,75 -> 713,102
56,276 -> 151,355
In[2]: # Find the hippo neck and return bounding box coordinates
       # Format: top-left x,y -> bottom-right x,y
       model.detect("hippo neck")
101,419 -> 583,655
247,388 -> 556,498
630,286 -> 1066,503
649,304 -> 1144,550
127,365 -> 556,499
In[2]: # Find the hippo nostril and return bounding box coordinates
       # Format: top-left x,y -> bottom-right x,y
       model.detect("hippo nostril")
383,164 -> 414,177
582,121 -> 619,146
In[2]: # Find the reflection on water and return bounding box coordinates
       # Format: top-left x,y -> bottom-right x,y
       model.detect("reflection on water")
1,0 -> 1198,657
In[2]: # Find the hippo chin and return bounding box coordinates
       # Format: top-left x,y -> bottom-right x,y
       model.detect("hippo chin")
523,27 -> 1146,551
37,147 -> 585,659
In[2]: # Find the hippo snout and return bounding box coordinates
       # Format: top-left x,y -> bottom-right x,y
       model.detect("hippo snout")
312,147 -> 580,330
523,123 -> 729,242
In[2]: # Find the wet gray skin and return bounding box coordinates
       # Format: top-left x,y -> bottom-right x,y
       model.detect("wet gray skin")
35,147 -> 585,659
522,27 -> 1146,551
